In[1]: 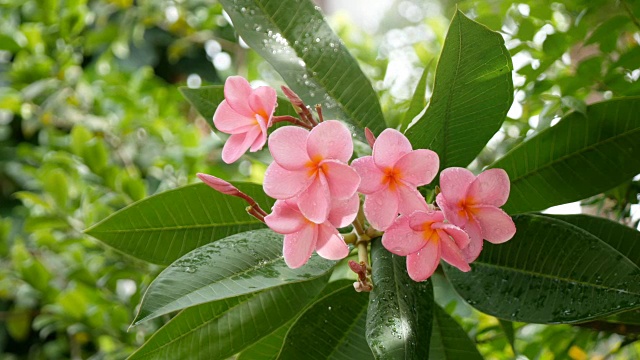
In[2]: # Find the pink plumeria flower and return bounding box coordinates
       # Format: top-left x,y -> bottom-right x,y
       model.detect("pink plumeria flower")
263,120 -> 360,224
382,210 -> 470,282
265,194 -> 359,268
213,76 -> 277,164
436,167 -> 516,262
351,128 -> 439,231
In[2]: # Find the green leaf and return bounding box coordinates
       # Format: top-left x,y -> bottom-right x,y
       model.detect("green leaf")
445,214 -> 640,324
128,275 -> 328,360
277,284 -> 373,359
405,10 -> 513,168
179,86 -> 298,129
133,229 -> 335,324
366,238 -> 433,359
218,0 -> 386,136
400,62 -> 431,131
85,183 -> 274,265
493,98 -> 640,214
498,319 -> 516,354
429,305 -> 483,360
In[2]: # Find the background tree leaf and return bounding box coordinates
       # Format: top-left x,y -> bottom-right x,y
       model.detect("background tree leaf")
492,98 -> 640,214
444,214 -> 640,324
405,10 -> 513,169
85,183 -> 274,265
429,305 -> 483,360
366,238 -> 433,359
128,275 -> 328,360
400,62 -> 432,131
133,229 -> 335,324
218,0 -> 386,136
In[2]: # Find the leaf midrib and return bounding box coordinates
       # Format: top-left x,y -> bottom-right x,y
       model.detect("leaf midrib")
88,220 -> 263,234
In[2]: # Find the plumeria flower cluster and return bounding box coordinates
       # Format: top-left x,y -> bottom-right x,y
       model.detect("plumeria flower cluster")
198,76 -> 516,287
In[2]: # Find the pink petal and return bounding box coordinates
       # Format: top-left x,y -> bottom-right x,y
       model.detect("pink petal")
315,223 -> 349,260
224,76 -> 254,117
461,218 -> 483,262
263,162 -> 312,199
306,120 -> 353,162
249,129 -> 267,152
467,168 -> 511,207
283,224 -> 317,269
432,223 -> 470,249
435,193 -> 468,228
364,128 -> 376,148
381,215 -> 425,256
213,101 -> 258,134
363,188 -> 398,231
265,200 -> 306,234
196,173 -> 240,196
322,160 -> 360,200
351,156 -> 386,194
221,129 -> 260,164
437,229 -> 471,272
249,86 -> 277,119
268,126 -> 311,170
394,149 -> 439,186
406,239 -> 440,282
408,210 -> 445,231
439,167 -> 476,206
373,129 -> 413,169
297,174 -> 331,224
471,205 -> 516,244
396,184 -> 429,216
328,193 -> 360,228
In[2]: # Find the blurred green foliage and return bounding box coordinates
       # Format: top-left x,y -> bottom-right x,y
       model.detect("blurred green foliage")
0,0 -> 639,358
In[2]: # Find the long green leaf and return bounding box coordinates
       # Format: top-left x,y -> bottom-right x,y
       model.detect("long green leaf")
219,0 -> 386,135
277,284 -> 373,359
445,214 -> 640,324
128,275 -> 328,360
85,183 -> 273,265
492,98 -> 640,214
429,305 -> 483,360
133,229 -> 335,324
366,238 -> 433,359
405,10 -> 513,168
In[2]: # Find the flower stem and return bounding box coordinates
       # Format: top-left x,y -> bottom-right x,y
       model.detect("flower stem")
272,115 -> 313,130
315,104 -> 324,123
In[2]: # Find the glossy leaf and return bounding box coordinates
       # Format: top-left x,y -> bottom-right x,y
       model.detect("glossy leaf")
218,0 -> 386,136
400,63 -> 431,131
85,183 -> 274,265
133,229 -> 335,324
366,238 -> 433,359
405,10 -> 513,168
128,275 -> 328,360
445,214 -> 640,324
492,98 -> 640,214
429,305 -> 483,360
277,283 -> 373,359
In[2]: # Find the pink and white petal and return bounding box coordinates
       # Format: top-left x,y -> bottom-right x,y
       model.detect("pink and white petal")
467,168 -> 510,207
351,156 -> 386,194
439,167 -> 476,205
213,101 -> 258,134
364,188 -> 399,231
322,160 -> 360,200
315,223 -> 349,260
381,215 -> 426,256
408,210 -> 445,232
263,162 -> 312,199
268,126 -> 311,170
437,229 -> 471,272
264,200 -> 306,234
249,130 -> 267,152
435,193 -> 468,227
396,184 -> 429,216
223,76 -> 254,117
249,86 -> 277,118
328,193 -> 359,228
406,240 -> 440,282
461,218 -> 483,262
283,225 -> 317,269
394,149 -> 440,186
372,128 -> 413,169
221,131 -> 257,164
297,174 -> 331,224
432,223 -> 470,249
471,205 -> 516,244
306,120 -> 353,162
